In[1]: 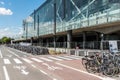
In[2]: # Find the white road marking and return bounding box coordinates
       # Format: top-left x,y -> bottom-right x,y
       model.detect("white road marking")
51,66 -> 63,70
48,57 -> 63,61
102,77 -> 116,80
71,55 -> 83,58
39,69 -> 47,75
21,69 -> 29,75
31,58 -> 43,62
4,59 -> 11,64
53,78 -> 57,80
13,58 -> 22,64
7,50 -> 20,58
23,55 -> 27,57
22,58 -> 32,63
40,57 -> 53,62
0,50 -> 3,58
31,65 -> 36,68
16,49 -> 30,56
7,55 -> 12,58
65,56 -> 81,59
56,63 -> 115,80
56,56 -> 72,60
13,65 -> 26,70
42,63 -> 63,71
3,66 -> 10,80
8,47 -> 29,56
42,63 -> 54,70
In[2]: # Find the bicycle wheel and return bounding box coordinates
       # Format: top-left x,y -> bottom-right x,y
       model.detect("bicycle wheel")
103,63 -> 115,77
85,60 -> 96,73
82,57 -> 88,67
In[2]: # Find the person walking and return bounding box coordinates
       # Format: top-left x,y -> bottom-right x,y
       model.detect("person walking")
75,45 -> 79,56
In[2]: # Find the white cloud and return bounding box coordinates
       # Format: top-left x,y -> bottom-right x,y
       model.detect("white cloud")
4,27 -> 9,31
0,27 -> 23,39
0,1 -> 4,5
0,7 -> 13,15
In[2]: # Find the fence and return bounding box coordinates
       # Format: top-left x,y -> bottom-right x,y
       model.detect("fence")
33,40 -> 120,50
10,40 -> 120,56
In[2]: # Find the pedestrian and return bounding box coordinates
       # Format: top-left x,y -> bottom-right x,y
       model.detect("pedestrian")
75,45 -> 79,56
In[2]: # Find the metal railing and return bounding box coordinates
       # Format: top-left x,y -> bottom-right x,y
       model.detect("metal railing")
33,40 -> 120,50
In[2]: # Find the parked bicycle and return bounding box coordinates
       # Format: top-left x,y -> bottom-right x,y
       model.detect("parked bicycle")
6,44 -> 49,55
82,51 -> 120,77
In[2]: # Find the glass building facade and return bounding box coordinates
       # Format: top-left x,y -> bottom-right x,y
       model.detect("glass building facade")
22,0 -> 120,48
23,0 -> 120,38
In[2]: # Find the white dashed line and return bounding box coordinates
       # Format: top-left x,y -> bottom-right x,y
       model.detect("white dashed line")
31,58 -> 43,62
22,58 -> 32,63
13,58 -> 22,64
40,57 -> 53,62
7,50 -> 20,58
39,69 -> 47,75
48,57 -> 63,61
65,56 -> 81,59
31,65 -> 36,68
53,78 -> 57,80
4,59 -> 11,64
0,50 -> 3,58
56,56 -> 72,60
3,66 -> 10,80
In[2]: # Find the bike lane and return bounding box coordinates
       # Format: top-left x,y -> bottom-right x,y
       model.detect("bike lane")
30,57 -> 104,80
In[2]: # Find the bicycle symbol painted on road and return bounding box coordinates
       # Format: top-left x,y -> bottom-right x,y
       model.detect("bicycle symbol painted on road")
42,63 -> 63,71
13,65 -> 29,75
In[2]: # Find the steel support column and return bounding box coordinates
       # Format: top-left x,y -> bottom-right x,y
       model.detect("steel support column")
37,15 -> 39,45
53,0 -> 56,51
26,22 -> 28,40
34,10 -> 36,30
67,30 -> 72,49
83,32 -> 86,49
31,37 -> 33,46
100,33 -> 104,50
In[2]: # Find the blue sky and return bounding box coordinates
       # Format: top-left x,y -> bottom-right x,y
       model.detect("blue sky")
0,0 -> 45,38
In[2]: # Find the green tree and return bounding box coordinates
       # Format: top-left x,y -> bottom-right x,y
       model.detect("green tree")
1,37 -> 11,44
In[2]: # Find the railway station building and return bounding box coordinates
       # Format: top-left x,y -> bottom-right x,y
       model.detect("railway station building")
14,0 -> 120,50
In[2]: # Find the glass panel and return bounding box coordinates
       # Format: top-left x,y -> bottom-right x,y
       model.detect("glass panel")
23,0 -> 120,38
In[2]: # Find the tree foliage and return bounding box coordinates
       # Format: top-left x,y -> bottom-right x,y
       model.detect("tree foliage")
0,37 -> 12,44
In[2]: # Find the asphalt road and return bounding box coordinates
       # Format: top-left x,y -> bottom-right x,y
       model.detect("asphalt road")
0,46 -> 52,80
0,45 -> 119,80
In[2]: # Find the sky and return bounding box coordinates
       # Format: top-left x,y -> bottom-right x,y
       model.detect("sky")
0,0 -> 46,39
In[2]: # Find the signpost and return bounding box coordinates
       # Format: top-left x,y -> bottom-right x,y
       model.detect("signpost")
109,40 -> 118,53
